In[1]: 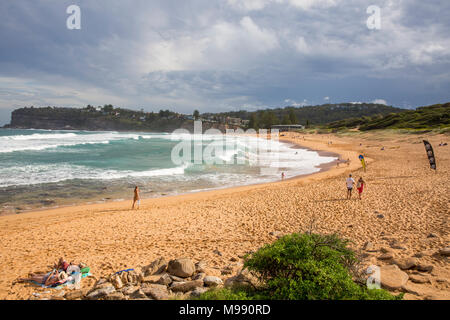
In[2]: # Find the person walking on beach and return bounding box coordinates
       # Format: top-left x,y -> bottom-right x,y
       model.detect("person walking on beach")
132,186 -> 140,210
356,177 -> 366,200
346,174 -> 355,199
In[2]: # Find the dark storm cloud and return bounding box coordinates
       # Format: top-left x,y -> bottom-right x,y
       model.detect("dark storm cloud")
0,0 -> 449,125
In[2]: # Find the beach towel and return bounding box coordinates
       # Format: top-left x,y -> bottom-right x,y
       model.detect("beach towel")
114,268 -> 134,275
30,271 -> 92,289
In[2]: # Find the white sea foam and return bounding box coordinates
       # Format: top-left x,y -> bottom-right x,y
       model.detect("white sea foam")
0,163 -> 189,187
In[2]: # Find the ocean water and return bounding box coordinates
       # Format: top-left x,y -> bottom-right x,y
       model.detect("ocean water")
0,129 -> 336,213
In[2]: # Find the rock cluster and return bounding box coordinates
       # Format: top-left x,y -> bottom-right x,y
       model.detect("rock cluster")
53,257 -> 250,300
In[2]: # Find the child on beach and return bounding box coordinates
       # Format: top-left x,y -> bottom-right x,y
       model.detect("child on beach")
132,186 -> 140,210
356,177 -> 366,200
346,174 -> 355,199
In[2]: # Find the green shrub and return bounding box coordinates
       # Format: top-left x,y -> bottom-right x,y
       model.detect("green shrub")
199,233 -> 402,300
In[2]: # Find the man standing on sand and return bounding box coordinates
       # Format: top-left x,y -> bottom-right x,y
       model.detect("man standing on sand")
132,186 -> 140,210
346,174 -> 355,199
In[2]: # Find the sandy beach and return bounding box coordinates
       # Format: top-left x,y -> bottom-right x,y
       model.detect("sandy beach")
0,131 -> 448,300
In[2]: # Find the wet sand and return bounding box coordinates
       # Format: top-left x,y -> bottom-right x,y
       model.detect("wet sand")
0,131 -> 448,300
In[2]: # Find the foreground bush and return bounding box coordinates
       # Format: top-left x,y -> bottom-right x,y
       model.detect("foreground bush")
198,233 -> 402,300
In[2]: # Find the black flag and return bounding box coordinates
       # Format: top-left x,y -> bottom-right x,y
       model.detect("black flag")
423,140 -> 436,170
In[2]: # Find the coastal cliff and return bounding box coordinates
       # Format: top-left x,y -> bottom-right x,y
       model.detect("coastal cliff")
6,107 -> 240,133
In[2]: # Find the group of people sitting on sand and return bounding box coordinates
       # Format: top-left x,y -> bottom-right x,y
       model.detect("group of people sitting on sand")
15,258 -> 90,288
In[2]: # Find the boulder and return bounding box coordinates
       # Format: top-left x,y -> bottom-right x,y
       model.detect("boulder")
192,273 -> 206,281
130,289 -> 147,300
143,257 -> 168,276
224,269 -> 259,289
203,276 -> 223,287
142,275 -> 161,284
141,284 -> 169,300
157,273 -> 173,285
409,274 -> 431,284
121,285 -> 140,296
103,292 -> 127,300
393,257 -> 417,270
363,242 -> 376,252
167,258 -> 195,278
170,275 -> 186,282
195,261 -> 208,273
378,253 -> 394,260
110,274 -> 123,289
438,247 -> 450,257
190,287 -> 209,298
379,265 -> 409,290
86,286 -> 116,300
416,264 -> 434,273
170,280 -> 204,293
64,290 -> 84,300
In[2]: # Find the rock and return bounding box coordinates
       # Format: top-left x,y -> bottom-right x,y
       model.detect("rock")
141,284 -> 169,300
213,249 -> 223,256
143,257 -> 168,276
157,273 -> 173,285
390,243 -> 407,250
121,285 -> 140,296
416,264 -> 433,273
170,275 -> 186,282
438,247 -> 450,256
378,253 -> 394,260
230,257 -> 238,262
427,233 -> 438,238
110,274 -> 123,289
380,247 -> 393,254
379,265 -> 409,290
377,214 -> 384,219
203,276 -> 223,287
401,282 -> 438,297
409,274 -> 431,284
130,289 -> 147,299
413,252 -> 425,258
269,231 -> 283,239
142,275 -> 161,284
104,292 -> 127,300
192,273 -> 206,281
167,258 -> 195,278
64,290 -> 84,300
363,242 -> 376,252
86,286 -> 116,300
94,278 -> 109,289
225,269 -> 259,290
190,287 -> 209,298
393,257 -> 417,270
170,280 -> 204,293
195,261 -> 208,273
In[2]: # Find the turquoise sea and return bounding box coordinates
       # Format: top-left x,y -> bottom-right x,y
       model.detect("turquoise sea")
0,129 -> 336,214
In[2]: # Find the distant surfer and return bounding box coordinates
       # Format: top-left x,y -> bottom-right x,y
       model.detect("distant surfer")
132,186 -> 140,210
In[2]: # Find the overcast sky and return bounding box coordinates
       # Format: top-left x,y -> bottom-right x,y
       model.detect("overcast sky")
0,0 -> 449,125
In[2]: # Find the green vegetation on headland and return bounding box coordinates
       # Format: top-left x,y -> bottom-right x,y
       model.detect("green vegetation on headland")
196,233 -> 402,300
4,102 -> 447,133
324,102 -> 450,132
204,103 -> 403,130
